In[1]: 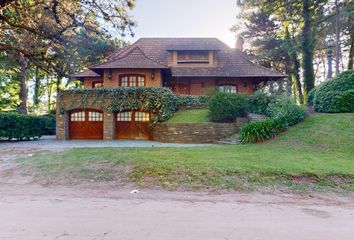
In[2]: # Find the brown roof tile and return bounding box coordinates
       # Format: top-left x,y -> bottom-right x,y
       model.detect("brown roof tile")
70,69 -> 101,78
91,47 -> 167,69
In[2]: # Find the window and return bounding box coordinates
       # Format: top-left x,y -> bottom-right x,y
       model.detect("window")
121,76 -> 129,87
120,75 -> 146,87
218,85 -> 237,94
177,51 -> 209,63
92,81 -> 103,88
135,112 -> 150,122
117,111 -> 132,122
71,111 -> 85,121
88,111 -> 103,121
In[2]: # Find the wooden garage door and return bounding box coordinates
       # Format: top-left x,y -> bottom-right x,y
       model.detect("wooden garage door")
69,109 -> 103,139
116,111 -> 151,140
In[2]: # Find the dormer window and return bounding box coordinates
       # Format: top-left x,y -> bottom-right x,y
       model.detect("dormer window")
177,50 -> 210,64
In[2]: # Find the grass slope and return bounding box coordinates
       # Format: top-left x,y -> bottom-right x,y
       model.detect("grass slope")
164,109 -> 209,124
21,114 -> 354,192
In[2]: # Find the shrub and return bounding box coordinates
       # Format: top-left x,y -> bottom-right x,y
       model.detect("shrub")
208,92 -> 248,122
267,94 -> 307,126
240,94 -> 306,143
0,113 -> 55,140
248,91 -> 274,115
176,94 -> 209,107
312,70 -> 354,112
239,119 -> 278,143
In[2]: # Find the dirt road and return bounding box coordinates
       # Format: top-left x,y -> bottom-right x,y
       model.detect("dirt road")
0,183 -> 353,240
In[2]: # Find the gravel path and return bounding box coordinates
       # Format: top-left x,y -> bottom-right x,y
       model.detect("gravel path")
0,135 -> 213,149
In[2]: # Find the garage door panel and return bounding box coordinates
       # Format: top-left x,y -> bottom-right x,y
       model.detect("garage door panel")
69,110 -> 103,139
115,111 -> 151,140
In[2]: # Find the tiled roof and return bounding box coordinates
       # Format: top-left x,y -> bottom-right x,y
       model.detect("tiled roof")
70,69 -> 101,78
171,50 -> 287,77
91,47 -> 167,69
88,38 -> 287,78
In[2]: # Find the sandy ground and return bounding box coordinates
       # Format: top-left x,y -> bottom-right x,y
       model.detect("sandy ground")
0,183 -> 353,240
1,139 -> 354,240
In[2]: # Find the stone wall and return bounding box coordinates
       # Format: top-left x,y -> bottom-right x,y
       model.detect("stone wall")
152,118 -> 248,143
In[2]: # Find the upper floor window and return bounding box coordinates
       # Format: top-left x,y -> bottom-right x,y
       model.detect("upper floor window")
177,50 -> 209,64
218,85 -> 237,94
120,75 -> 145,87
92,81 -> 103,88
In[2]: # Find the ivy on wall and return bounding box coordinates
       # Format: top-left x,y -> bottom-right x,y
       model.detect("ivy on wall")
58,87 -> 209,123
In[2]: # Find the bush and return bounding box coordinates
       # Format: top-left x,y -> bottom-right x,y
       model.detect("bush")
267,94 -> 307,126
248,91 -> 274,115
312,70 -> 354,112
0,113 -> 56,140
208,92 -> 248,122
240,94 -> 306,143
239,119 -> 278,143
176,94 -> 209,107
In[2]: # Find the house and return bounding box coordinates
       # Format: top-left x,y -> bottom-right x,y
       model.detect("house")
58,38 -> 286,141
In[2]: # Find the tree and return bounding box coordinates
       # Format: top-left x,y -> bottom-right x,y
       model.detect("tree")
0,0 -> 135,113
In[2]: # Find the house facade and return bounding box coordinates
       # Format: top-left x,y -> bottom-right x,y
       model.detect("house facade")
58,38 -> 286,141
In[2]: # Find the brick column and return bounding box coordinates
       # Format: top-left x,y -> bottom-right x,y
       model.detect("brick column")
103,111 -> 115,140
56,112 -> 68,140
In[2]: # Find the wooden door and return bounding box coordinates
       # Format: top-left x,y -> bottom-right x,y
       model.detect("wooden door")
69,109 -> 103,139
116,111 -> 151,140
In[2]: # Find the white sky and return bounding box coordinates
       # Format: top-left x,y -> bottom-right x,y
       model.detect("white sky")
127,0 -> 239,47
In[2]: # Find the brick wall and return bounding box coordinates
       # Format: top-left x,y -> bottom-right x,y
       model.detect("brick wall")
169,77 -> 255,95
83,77 -> 104,89
103,69 -> 162,88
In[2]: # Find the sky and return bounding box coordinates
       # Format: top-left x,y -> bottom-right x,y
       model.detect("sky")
127,0 -> 238,48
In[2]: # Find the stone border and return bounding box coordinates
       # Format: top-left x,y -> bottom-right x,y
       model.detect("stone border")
152,118 -> 248,143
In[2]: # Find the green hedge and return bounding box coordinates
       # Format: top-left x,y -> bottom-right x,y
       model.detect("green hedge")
0,113 -> 56,140
208,92 -> 248,122
176,94 -> 209,107
240,94 -> 306,143
312,70 -> 354,112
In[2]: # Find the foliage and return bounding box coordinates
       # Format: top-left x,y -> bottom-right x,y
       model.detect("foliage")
0,0 -> 135,60
240,94 -> 306,143
267,94 -> 307,125
208,93 -> 248,122
239,119 -> 279,143
248,91 -> 274,115
0,113 -> 55,140
59,87 -> 179,123
175,95 -> 209,107
312,70 -> 354,112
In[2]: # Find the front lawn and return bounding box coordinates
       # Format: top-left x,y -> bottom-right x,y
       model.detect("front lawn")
20,113 -> 354,192
164,108 -> 210,124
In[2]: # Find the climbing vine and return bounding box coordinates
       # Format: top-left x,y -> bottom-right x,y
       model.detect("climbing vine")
58,87 -> 210,123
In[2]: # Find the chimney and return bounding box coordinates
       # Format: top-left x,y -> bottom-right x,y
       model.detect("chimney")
235,37 -> 244,51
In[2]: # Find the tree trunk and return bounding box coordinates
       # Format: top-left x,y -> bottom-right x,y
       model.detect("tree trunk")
348,15 -> 354,70
18,54 -> 29,114
335,0 -> 341,75
301,0 -> 315,104
33,66 -> 41,107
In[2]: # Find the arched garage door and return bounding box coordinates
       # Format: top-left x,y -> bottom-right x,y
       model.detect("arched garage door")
116,110 -> 151,140
69,109 -> 103,139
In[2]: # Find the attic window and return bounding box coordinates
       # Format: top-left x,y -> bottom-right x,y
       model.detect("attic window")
177,50 -> 209,64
